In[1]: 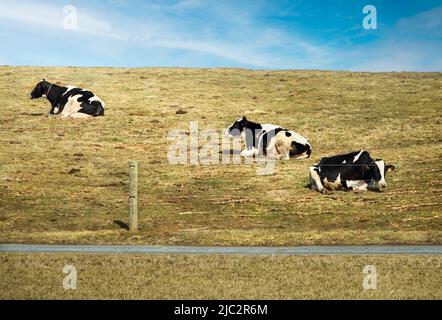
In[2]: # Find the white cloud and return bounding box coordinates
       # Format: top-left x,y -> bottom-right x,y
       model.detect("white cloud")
350,42 -> 441,72
0,1 -> 128,40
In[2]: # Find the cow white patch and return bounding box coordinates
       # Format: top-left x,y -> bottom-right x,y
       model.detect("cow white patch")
88,95 -> 101,103
260,124 -> 281,132
264,135 -> 280,159
375,160 -> 386,187
241,148 -> 258,157
335,174 -> 341,185
309,166 -> 323,193
275,131 -> 295,160
88,95 -> 105,108
59,95 -> 82,118
324,174 -> 342,190
353,150 -> 364,163
342,160 -> 347,164
346,180 -> 368,191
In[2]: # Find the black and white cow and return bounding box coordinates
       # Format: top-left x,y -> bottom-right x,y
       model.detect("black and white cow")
309,150 -> 395,193
30,79 -> 105,118
227,116 -> 312,160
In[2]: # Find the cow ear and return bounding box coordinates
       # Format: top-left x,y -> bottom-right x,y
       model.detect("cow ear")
387,165 -> 395,172
242,116 -> 247,121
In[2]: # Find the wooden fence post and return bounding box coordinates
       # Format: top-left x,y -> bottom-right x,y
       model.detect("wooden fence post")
128,161 -> 138,232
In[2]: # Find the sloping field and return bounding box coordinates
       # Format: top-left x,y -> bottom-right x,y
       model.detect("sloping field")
0,66 -> 441,245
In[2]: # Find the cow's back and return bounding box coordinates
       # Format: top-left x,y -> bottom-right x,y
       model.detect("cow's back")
317,150 -> 374,182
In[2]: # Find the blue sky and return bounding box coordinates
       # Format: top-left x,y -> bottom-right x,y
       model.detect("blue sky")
0,0 -> 441,71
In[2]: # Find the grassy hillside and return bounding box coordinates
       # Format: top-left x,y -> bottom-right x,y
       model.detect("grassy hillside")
1,254 -> 441,299
0,66 -> 441,245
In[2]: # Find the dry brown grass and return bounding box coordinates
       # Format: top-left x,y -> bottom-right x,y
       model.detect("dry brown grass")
0,253 -> 440,299
0,66 -> 441,245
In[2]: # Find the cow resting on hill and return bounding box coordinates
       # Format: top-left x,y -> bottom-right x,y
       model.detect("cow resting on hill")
227,116 -> 312,160
30,79 -> 105,119
309,150 -> 395,193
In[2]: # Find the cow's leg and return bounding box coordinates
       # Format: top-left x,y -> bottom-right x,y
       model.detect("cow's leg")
67,112 -> 93,119
327,174 -> 342,190
367,180 -> 381,191
346,180 -> 368,192
275,141 -> 290,160
266,138 -> 283,160
353,183 -> 368,192
241,148 -> 258,157
309,166 -> 324,193
48,105 -> 60,117
280,152 -> 290,160
58,112 -> 70,119
59,98 -> 81,118
273,131 -> 292,160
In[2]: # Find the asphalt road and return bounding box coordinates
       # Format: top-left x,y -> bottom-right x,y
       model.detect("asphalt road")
1,244 -> 441,255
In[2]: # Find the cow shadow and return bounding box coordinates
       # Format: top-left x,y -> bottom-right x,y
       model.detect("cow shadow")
113,220 -> 129,230
20,112 -> 45,117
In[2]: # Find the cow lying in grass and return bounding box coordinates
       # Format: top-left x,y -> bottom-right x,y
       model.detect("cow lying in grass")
30,79 -> 105,119
227,116 -> 312,160
309,150 -> 395,193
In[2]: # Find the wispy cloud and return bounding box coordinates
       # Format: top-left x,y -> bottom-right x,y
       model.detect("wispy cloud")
0,0 -> 441,70
162,0 -> 203,11
0,1 -> 128,40
348,6 -> 442,71
349,41 -> 442,72
0,0 -> 332,68
396,6 -> 442,37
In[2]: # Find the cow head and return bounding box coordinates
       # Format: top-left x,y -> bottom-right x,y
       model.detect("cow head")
227,116 -> 248,137
370,159 -> 395,189
30,79 -> 50,99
